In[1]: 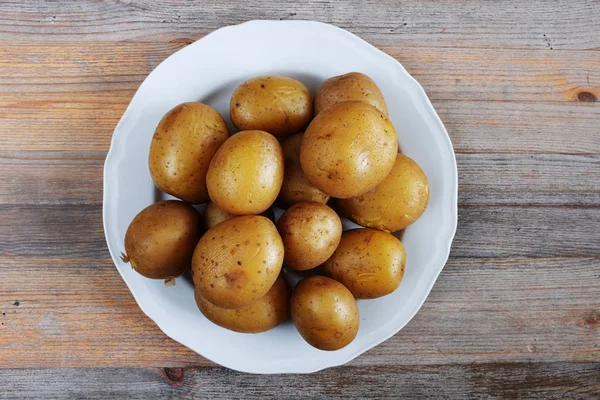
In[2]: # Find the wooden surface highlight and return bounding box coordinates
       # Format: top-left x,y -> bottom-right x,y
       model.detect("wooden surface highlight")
0,0 -> 598,397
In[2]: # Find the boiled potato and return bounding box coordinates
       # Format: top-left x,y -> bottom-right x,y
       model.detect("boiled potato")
300,101 -> 398,199
314,72 -> 388,116
149,102 -> 229,204
192,215 -> 283,309
291,275 -> 359,351
206,130 -> 284,215
230,76 -> 312,137
204,200 -> 275,230
123,200 -> 202,279
195,276 -> 290,333
277,133 -> 330,208
337,154 -> 429,232
323,228 -> 405,299
277,202 -> 342,271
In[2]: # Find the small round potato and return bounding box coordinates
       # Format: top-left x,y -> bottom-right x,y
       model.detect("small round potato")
203,200 -> 275,230
206,130 -> 284,215
123,200 -> 202,279
277,133 -> 330,208
149,102 -> 229,204
195,276 -> 290,333
291,275 -> 359,351
230,76 -> 313,137
323,228 -> 406,299
277,202 -> 342,271
314,72 -> 388,116
337,154 -> 429,232
300,101 -> 398,199
192,215 -> 284,309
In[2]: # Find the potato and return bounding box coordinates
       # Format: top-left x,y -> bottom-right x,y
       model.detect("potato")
277,133 -> 330,208
337,154 -> 429,232
277,202 -> 342,271
207,130 -> 284,215
195,276 -> 290,333
323,228 -> 405,299
314,72 -> 388,116
291,275 -> 359,351
300,101 -> 398,199
123,200 -> 202,279
149,102 -> 229,204
192,215 -> 284,309
230,76 -> 312,137
204,200 -> 275,230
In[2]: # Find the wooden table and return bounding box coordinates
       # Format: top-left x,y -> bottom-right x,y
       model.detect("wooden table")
1,1 -> 599,398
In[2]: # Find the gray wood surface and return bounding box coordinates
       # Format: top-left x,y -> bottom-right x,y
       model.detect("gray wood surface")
1,363 -> 599,399
0,0 -> 599,398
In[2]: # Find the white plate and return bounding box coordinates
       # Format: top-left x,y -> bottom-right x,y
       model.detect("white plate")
103,20 -> 457,374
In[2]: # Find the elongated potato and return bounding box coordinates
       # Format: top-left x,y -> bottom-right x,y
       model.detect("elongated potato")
323,228 -> 405,299
149,102 -> 229,204
195,276 -> 290,333
291,275 -> 359,351
337,153 -> 429,232
206,130 -> 284,215
315,72 -> 388,115
230,76 -> 312,137
277,133 -> 329,208
192,215 -> 284,309
123,200 -> 202,279
300,101 -> 398,198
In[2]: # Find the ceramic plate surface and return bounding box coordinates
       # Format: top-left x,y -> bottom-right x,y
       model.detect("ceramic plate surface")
103,20 -> 458,374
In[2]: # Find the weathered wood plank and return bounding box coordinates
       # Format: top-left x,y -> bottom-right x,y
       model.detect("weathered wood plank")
0,363 -> 598,399
1,256 -> 598,368
1,42 -> 598,154
0,0 -> 598,50
2,151 -> 599,207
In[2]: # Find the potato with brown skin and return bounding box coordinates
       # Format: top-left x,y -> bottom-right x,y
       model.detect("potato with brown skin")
230,76 -> 313,137
203,200 -> 275,230
207,130 -> 284,215
277,133 -> 330,208
123,200 -> 202,279
291,275 -> 359,351
323,228 -> 406,299
192,215 -> 283,309
194,276 -> 290,333
300,101 -> 398,199
337,154 -> 429,232
277,202 -> 342,271
314,72 -> 388,116
149,102 -> 229,204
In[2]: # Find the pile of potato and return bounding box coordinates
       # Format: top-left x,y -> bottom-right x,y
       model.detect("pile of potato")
122,72 -> 429,351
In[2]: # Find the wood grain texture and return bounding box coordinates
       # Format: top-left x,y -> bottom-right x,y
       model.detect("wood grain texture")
0,0 -> 599,50
1,363 -> 599,399
1,0 -> 600,397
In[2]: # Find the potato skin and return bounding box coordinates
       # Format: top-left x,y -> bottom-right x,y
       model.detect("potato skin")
192,215 -> 284,309
277,202 -> 342,271
291,275 -> 359,351
203,200 -> 275,230
230,76 -> 313,137
124,200 -> 202,279
323,228 -> 406,299
277,133 -> 330,208
337,154 -> 429,232
300,101 -> 398,199
195,276 -> 290,333
149,102 -> 229,204
315,72 -> 388,116
206,130 -> 284,215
